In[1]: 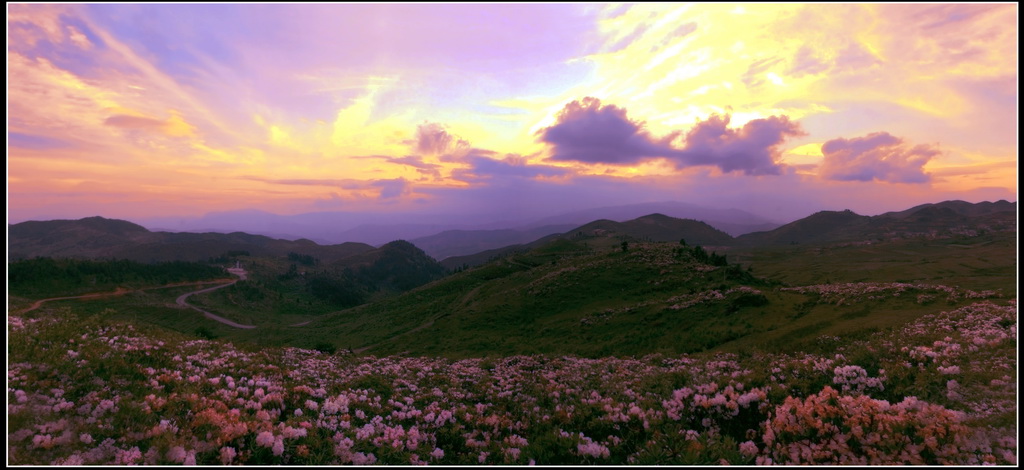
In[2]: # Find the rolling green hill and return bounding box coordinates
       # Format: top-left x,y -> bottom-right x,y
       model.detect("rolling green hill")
225,231 -> 1010,358
8,200 -> 1015,360
440,213 -> 734,269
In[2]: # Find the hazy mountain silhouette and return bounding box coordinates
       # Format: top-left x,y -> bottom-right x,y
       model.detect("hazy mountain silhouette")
9,200 -> 1013,266
133,201 -> 783,246
8,216 -> 374,263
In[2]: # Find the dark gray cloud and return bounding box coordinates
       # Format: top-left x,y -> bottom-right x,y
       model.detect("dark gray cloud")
819,132 -> 938,183
538,97 -> 804,175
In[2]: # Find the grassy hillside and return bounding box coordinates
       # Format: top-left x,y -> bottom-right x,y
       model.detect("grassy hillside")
181,240 -> 447,327
724,231 -> 1017,295
201,234 -> 1010,359
13,228 -> 1013,361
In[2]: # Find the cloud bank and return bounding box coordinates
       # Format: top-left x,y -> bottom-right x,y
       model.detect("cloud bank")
538,97 -> 805,175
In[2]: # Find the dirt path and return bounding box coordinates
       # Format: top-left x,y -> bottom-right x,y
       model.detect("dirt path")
18,268 -> 330,332
17,280 -> 233,315
175,269 -> 257,329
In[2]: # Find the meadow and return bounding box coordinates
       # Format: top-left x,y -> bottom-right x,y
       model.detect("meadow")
7,296 -> 1016,465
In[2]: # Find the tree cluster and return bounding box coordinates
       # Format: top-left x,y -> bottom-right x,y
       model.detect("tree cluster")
8,257 -> 226,296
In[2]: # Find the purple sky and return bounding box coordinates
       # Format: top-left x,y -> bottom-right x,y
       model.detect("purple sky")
7,3 -> 1018,226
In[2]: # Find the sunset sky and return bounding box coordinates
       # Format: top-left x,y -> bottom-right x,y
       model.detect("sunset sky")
7,3 -> 1018,226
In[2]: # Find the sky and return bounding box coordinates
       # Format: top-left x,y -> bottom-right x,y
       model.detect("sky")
7,3 -> 1019,226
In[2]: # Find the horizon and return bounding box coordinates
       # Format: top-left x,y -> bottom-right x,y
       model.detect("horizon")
7,4 -> 1019,226
8,196 -> 1015,239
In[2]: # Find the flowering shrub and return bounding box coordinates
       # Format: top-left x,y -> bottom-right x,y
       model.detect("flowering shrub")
760,386 -> 968,465
781,282 -> 1000,306
6,299 -> 1015,465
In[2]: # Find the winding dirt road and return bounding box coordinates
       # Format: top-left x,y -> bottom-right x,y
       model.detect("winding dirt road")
18,267 -> 334,332
17,280 -> 231,315
175,268 -> 257,329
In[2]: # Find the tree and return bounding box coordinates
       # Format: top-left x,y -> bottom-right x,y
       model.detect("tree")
621,241 -> 629,252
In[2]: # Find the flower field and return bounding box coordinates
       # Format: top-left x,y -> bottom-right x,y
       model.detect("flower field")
7,298 -> 1017,465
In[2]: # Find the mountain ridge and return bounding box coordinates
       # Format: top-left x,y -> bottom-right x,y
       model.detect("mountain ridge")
8,200 -> 1015,265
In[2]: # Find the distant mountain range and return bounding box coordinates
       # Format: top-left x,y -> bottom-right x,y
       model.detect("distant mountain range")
734,199 -> 1016,247
8,216 -> 372,263
8,200 -> 1015,267
133,201 -> 783,247
408,201 -> 779,260
438,200 -> 1015,268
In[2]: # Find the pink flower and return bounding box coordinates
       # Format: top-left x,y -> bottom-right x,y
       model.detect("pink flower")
255,431 -> 275,448
115,447 -> 143,465
351,452 -> 377,465
739,440 -> 758,458
220,447 -> 237,465
167,446 -> 187,463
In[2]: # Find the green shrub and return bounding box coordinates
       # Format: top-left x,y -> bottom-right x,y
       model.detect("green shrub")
313,341 -> 337,354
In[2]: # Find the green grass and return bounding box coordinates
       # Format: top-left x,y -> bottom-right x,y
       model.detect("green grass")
723,231 -> 1017,294
11,231 -> 1015,360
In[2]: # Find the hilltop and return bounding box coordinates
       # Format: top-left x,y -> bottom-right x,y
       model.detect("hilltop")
735,200 -> 1015,246
440,214 -> 733,269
